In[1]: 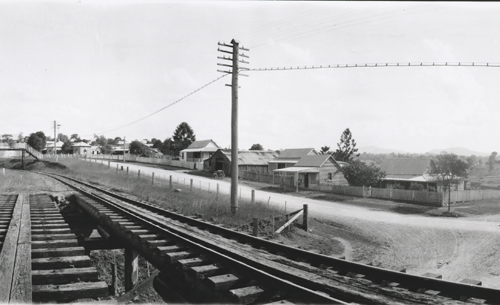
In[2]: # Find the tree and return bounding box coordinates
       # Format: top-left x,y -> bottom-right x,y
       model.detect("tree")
152,139 -> 163,151
332,128 -> 359,162
161,138 -> 174,155
57,133 -> 69,143
129,140 -> 149,156
61,141 -> 73,154
488,151 -> 497,172
1,134 -> 12,143
70,134 -> 81,142
93,135 -> 113,154
466,155 -> 477,169
429,152 -> 469,213
172,122 -> 196,156
340,159 -> 386,187
27,131 -> 46,152
17,132 -> 24,143
249,143 -> 263,150
319,146 -> 331,155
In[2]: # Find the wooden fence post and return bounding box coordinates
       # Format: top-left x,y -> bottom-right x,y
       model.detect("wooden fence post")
127,167 -> 129,175
217,184 -> 219,200
303,204 -> 308,232
138,170 -> 140,178
152,172 -> 155,185
251,190 -> 255,205
253,218 -> 259,236
190,179 -> 193,192
169,175 -> 172,189
108,161 -> 110,168
124,248 -> 138,292
116,164 -> 118,173
111,263 -> 118,295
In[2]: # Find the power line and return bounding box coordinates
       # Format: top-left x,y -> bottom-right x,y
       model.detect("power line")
88,73 -> 229,136
249,62 -> 500,72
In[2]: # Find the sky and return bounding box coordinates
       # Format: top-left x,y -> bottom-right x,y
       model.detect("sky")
1,1 -> 500,154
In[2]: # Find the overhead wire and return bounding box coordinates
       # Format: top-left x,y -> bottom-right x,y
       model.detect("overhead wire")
248,62 -> 500,72
86,73 -> 229,136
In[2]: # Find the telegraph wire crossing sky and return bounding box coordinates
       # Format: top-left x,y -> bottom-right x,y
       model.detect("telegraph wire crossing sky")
1,1 -> 500,155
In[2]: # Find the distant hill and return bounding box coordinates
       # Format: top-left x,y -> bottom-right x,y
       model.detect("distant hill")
426,147 -> 490,157
358,146 -> 407,154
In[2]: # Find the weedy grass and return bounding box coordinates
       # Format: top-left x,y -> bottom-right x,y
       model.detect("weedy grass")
41,157 -> 290,234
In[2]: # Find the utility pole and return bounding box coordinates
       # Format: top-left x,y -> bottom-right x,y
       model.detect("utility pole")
123,136 -> 126,164
53,121 -> 60,158
217,39 -> 249,214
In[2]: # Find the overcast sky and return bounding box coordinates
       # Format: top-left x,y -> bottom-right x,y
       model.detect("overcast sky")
1,1 -> 499,154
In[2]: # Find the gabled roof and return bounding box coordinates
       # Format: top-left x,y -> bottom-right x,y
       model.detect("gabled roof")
218,149 -> 279,165
186,139 -> 219,150
294,155 -> 341,168
275,148 -> 317,160
72,142 -> 91,147
379,158 -> 431,179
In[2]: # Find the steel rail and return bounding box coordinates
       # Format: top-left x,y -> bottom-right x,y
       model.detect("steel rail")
44,173 -> 349,304
44,173 -> 500,302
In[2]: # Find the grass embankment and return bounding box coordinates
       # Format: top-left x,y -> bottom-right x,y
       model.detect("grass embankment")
41,157 -> 292,235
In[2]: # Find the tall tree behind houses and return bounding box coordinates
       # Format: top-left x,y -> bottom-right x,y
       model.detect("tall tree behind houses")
332,128 -> 359,162
172,122 -> 196,156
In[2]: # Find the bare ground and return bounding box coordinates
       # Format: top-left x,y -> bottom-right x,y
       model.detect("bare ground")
4,159 -> 500,299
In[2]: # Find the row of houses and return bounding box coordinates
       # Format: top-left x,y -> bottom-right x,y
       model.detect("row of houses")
181,140 -> 347,189
180,139 -> 464,191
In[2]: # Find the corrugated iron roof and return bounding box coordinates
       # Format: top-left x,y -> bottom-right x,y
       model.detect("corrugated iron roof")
222,150 -> 279,165
185,139 -> 219,150
294,155 -> 336,167
379,158 -> 431,176
276,148 -> 317,159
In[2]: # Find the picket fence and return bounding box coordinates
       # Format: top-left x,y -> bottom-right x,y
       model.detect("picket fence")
87,154 -> 203,170
443,189 -> 500,203
240,171 -> 295,186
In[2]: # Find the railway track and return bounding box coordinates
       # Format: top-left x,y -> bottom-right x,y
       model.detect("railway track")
0,195 -> 17,253
43,172 -> 500,304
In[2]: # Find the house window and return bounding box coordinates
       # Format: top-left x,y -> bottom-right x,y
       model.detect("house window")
181,152 -> 185,159
328,173 -> 333,180
277,163 -> 286,169
193,152 -> 201,159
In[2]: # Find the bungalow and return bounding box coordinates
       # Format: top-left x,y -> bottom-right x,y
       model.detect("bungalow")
180,139 -> 220,163
273,154 -> 347,189
378,158 -> 464,191
205,149 -> 279,176
44,141 -> 64,154
72,142 -> 91,155
268,148 -> 318,171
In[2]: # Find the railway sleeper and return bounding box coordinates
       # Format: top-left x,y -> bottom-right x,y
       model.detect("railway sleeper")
32,239 -> 79,249
189,263 -> 229,280
32,267 -> 99,285
32,246 -> 87,258
230,285 -> 265,305
32,255 -> 93,270
32,281 -> 109,303
177,256 -> 213,270
32,234 -> 76,241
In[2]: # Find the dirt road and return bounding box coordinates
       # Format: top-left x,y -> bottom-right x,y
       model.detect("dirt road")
105,160 -> 500,288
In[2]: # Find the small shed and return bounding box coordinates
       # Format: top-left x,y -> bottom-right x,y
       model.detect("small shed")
207,149 -> 279,176
379,158 -> 442,190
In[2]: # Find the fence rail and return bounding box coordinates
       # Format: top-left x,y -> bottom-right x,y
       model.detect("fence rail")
444,189 -> 500,203
240,171 -> 294,186
87,154 -> 203,170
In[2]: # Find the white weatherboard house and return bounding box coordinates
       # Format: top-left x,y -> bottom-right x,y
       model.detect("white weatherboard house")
180,139 -> 220,163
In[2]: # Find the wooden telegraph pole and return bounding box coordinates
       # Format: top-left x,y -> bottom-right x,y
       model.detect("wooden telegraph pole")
217,39 -> 249,214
